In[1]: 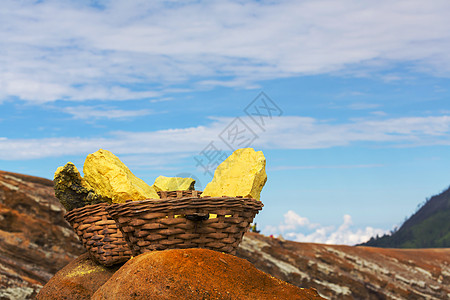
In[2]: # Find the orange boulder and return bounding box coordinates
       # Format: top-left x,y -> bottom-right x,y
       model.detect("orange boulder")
37,253 -> 122,300
92,248 -> 324,300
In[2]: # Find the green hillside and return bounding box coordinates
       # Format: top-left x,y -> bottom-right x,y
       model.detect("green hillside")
361,186 -> 450,248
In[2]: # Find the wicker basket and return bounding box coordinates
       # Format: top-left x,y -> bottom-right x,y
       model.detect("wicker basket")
157,190 -> 202,199
64,203 -> 132,266
106,196 -> 263,256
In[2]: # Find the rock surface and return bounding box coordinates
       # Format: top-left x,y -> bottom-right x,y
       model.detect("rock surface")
0,170 -> 84,299
37,253 -> 122,300
54,162 -> 111,211
202,148 -> 267,200
92,248 -> 323,300
83,149 -> 159,203
153,175 -> 195,192
237,232 -> 450,300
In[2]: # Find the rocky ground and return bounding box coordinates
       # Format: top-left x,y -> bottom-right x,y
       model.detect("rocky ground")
236,233 -> 450,299
0,170 -> 84,299
1,170 -> 449,299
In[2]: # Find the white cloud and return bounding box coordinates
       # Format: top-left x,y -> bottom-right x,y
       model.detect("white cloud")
279,210 -> 320,231
257,115 -> 450,149
0,114 -> 449,160
348,103 -> 381,110
264,211 -> 387,245
1,0 -> 450,102
370,111 -> 387,117
62,106 -> 154,120
150,97 -> 175,103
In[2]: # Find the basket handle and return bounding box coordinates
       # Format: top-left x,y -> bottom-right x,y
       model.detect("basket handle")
185,213 -> 209,221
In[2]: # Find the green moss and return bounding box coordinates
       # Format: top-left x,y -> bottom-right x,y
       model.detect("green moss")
54,162 -> 112,211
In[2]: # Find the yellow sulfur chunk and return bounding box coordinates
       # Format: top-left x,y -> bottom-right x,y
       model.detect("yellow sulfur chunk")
202,148 -> 267,201
152,176 -> 195,192
83,149 -> 159,203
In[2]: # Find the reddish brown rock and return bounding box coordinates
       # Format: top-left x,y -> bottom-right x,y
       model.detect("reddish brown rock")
0,170 -> 84,298
37,253 -> 122,300
92,248 -> 324,300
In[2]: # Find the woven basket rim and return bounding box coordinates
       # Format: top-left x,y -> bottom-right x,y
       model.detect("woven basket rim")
106,196 -> 263,217
125,195 -> 260,203
156,190 -> 203,193
64,202 -> 109,223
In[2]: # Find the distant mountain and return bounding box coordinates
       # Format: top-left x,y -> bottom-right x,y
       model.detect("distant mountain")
361,185 -> 450,248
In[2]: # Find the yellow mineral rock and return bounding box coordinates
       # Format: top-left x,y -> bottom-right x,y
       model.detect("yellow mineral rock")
83,149 -> 159,203
152,176 -> 195,192
201,148 -> 267,201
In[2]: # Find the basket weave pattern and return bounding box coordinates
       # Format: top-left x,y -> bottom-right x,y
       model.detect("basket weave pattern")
157,190 -> 202,199
64,203 -> 132,266
106,196 -> 263,256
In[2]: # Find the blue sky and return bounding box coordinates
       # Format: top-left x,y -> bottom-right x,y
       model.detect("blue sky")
1,0 -> 450,245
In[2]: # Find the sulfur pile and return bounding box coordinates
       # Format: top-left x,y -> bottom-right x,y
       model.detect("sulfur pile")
54,149 -> 197,211
202,148 -> 267,200
153,175 -> 195,192
54,147 -> 267,212
83,149 -> 160,203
